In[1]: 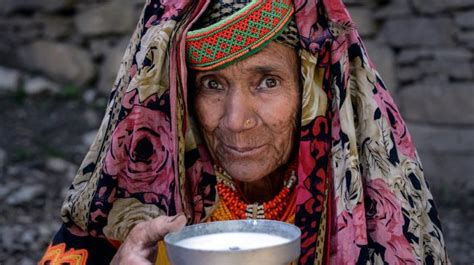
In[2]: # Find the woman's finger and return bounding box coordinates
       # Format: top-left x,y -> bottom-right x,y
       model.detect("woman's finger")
147,214 -> 187,243
129,214 -> 187,247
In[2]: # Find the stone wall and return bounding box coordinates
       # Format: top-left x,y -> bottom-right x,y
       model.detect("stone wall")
0,0 -> 143,95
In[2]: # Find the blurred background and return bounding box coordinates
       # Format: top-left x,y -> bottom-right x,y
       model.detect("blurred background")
0,0 -> 472,264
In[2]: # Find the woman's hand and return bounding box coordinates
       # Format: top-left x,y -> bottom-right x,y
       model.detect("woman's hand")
111,214 -> 187,265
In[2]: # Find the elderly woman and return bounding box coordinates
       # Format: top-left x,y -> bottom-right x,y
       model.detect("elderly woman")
40,0 -> 449,264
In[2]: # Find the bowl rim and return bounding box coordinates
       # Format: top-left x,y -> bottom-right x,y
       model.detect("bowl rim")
164,219 -> 301,253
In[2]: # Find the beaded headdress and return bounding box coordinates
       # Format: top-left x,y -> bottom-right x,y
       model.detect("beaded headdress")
186,0 -> 298,70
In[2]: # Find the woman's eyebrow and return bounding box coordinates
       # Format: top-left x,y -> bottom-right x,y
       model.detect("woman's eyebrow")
245,65 -> 284,75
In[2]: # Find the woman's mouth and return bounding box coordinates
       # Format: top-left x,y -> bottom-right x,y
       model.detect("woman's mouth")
221,143 -> 266,156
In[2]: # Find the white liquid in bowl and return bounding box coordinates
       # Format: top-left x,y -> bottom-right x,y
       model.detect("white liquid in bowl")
175,232 -> 290,251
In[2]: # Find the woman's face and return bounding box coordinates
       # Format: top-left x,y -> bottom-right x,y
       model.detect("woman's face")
193,42 -> 300,183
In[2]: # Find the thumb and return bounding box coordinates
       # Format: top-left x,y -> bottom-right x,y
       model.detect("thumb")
142,214 -> 187,245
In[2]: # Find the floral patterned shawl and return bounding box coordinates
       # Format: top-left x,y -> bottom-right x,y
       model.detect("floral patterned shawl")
40,0 -> 449,264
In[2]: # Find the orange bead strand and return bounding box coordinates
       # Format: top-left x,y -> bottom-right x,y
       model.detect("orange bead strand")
210,164 -> 297,222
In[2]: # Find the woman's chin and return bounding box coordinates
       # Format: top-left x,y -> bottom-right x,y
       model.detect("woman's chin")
223,164 -> 269,183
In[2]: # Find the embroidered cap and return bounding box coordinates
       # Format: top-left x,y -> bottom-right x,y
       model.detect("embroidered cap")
186,0 -> 297,71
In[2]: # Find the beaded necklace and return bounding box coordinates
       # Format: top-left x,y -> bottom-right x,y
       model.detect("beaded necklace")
209,165 -> 297,222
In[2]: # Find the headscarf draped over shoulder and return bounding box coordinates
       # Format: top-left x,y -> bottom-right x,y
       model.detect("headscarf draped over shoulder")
40,0 -> 449,264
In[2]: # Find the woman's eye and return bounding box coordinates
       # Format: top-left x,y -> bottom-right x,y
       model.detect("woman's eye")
258,77 -> 279,90
202,79 -> 223,90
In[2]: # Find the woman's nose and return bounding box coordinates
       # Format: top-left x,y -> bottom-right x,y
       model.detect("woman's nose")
222,90 -> 256,132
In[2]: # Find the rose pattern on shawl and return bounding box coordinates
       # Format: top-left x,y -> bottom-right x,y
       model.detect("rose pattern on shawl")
373,79 -> 416,160
294,0 -> 356,60
161,0 -> 189,20
322,0 -> 351,23
294,0 -> 321,51
331,202 -> 367,264
144,0 -> 189,27
365,179 -> 417,264
104,103 -> 174,205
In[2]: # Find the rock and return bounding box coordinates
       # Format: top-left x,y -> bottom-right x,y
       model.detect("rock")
397,48 -> 472,65
74,1 -> 140,37
82,130 -> 98,147
89,38 -> 116,59
38,223 -> 57,239
429,51 -> 472,80
411,0 -> 446,14
0,181 -> 17,200
364,41 -> 397,91
457,30 -> 474,49
19,41 -> 95,86
6,185 -> 45,205
0,17 -> 43,45
434,48 -> 473,60
347,7 -> 376,37
442,0 -> 474,10
17,257 -> 35,265
0,186 -> 10,200
397,49 -> 431,65
0,0 -> 74,14
420,59 -> 473,80
82,89 -> 97,104
455,11 -> 474,29
0,147 -> 6,172
0,66 -> 20,93
420,74 -> 450,86
40,15 -> 73,39
45,157 -> 74,173
344,0 -> 377,6
83,109 -> 101,127
98,38 -> 129,94
411,0 -> 474,13
397,66 -> 422,83
399,83 -> 474,125
0,41 -> 16,68
17,214 -> 33,224
381,18 -> 454,47
1,225 -> 19,248
418,151 -> 474,205
19,229 -> 36,245
30,169 -> 47,181
44,0 -> 76,12
396,48 -> 473,81
0,0 -> 40,14
24,76 -> 60,95
6,166 -> 21,176
374,0 -> 411,19
408,123 -> 474,153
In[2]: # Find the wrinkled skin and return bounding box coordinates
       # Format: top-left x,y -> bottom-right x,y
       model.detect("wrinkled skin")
194,42 -> 300,202
112,42 -> 300,263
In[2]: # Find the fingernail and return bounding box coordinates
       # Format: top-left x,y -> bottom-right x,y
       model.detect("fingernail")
168,213 -> 185,223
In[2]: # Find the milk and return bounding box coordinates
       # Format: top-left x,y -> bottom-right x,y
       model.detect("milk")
175,232 -> 289,251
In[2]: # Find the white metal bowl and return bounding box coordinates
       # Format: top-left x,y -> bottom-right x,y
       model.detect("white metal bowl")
164,220 -> 301,265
